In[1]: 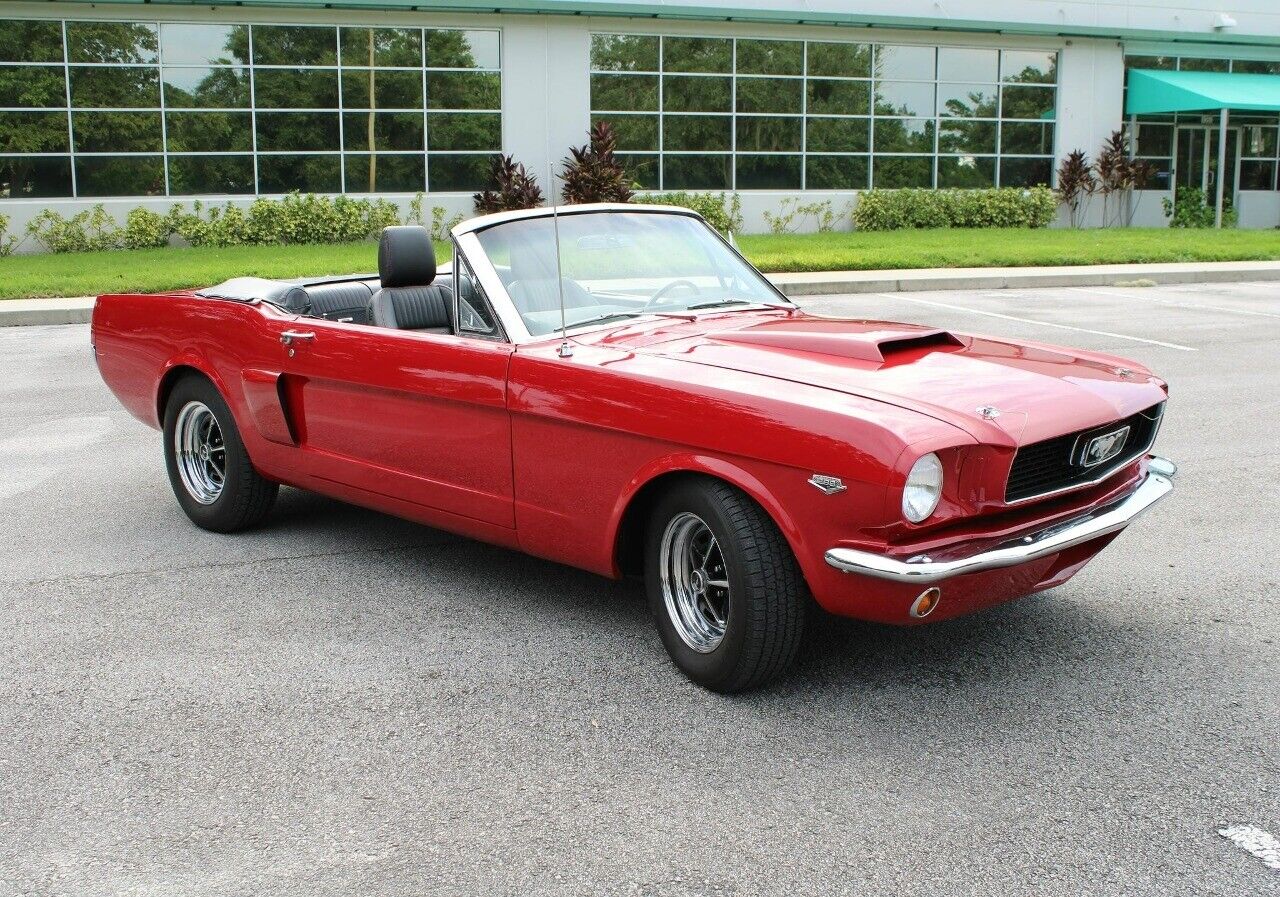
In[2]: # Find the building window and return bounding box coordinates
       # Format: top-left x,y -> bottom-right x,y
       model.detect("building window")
0,17 -> 501,198
590,33 -> 1057,190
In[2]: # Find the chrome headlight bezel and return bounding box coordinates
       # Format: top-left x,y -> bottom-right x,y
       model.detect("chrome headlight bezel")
902,452 -> 944,523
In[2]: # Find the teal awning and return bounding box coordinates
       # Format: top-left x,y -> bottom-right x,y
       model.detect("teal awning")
1126,69 -> 1280,115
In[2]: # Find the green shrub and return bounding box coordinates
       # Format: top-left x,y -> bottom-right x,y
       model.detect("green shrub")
0,212 -> 18,256
640,191 -> 743,234
167,194 -> 402,247
853,187 -> 1056,231
25,205 -> 122,253
121,207 -> 171,250
430,205 -> 463,242
1162,186 -> 1236,228
763,198 -> 849,234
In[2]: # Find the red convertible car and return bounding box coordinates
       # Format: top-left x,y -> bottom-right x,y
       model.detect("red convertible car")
93,204 -> 1176,692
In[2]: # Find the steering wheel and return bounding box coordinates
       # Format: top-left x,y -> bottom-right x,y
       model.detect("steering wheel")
636,279 -> 700,315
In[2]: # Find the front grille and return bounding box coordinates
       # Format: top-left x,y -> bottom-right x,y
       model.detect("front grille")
1005,402 -> 1164,503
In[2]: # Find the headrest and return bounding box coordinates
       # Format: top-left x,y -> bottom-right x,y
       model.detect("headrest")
378,226 -> 436,289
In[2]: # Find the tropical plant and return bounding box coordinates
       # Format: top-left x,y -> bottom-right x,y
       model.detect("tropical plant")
473,154 -> 544,214
1094,130 -> 1153,227
1056,150 -> 1096,228
560,121 -> 633,205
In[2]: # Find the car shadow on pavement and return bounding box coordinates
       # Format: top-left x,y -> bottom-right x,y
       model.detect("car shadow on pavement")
265,489 -> 1147,707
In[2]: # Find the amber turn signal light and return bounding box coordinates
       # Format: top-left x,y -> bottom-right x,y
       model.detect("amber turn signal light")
909,587 -> 942,619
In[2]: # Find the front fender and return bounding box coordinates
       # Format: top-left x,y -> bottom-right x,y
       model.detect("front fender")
606,452 -> 817,580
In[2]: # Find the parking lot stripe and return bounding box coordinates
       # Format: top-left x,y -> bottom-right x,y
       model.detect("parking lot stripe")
1218,824 -> 1280,871
874,294 -> 1198,351
1068,287 -> 1280,320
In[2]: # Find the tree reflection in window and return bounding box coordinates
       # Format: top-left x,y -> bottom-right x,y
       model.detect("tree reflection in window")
0,17 -> 500,197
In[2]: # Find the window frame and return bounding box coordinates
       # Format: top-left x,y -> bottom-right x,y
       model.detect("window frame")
589,31 -> 1060,191
0,16 -> 502,198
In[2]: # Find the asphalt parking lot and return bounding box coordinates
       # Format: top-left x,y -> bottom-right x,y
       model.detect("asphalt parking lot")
2,281 -> 1278,896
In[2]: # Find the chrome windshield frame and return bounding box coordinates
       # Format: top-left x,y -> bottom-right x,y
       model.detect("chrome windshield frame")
449,204 -> 792,346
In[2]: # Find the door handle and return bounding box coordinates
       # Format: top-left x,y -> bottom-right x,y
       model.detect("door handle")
280,330 -> 315,346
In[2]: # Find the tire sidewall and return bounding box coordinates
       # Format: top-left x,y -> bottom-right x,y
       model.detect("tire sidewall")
644,481 -> 755,691
162,375 -> 254,531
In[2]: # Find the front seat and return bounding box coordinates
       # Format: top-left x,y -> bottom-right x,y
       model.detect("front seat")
368,226 -> 453,333
506,234 -> 594,316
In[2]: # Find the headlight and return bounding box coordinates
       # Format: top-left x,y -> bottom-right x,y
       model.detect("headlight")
902,453 -> 943,523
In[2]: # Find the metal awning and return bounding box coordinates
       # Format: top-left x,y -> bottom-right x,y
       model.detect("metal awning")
1126,69 -> 1280,115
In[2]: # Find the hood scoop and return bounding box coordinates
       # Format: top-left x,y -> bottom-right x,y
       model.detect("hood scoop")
711,319 -> 963,364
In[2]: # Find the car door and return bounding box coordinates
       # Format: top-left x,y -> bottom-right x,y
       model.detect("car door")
261,298 -> 515,530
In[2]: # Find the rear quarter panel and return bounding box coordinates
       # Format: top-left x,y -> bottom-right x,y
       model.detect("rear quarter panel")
92,291 -> 294,453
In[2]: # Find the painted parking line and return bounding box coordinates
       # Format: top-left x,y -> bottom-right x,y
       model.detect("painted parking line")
873,293 -> 1198,351
1218,823 -> 1280,871
1068,287 -> 1280,320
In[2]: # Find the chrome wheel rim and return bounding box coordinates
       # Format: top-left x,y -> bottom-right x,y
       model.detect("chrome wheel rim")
174,401 -> 226,505
659,512 -> 731,653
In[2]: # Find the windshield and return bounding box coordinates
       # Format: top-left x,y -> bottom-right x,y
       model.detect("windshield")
473,211 -> 787,336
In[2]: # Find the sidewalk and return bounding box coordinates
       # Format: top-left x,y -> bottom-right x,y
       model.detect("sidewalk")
768,259 -> 1280,296
4,259 -> 1280,326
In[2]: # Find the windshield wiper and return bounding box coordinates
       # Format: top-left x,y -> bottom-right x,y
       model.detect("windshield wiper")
686,299 -> 756,311
567,311 -> 646,328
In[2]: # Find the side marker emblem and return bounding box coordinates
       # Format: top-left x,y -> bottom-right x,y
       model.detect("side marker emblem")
808,474 -> 846,495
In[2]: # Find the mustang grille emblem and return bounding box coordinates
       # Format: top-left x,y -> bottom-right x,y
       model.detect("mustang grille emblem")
1077,426 -> 1131,468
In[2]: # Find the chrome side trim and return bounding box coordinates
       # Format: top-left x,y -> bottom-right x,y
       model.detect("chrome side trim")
824,456 -> 1176,584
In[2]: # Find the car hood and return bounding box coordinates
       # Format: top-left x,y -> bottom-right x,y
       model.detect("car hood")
579,310 -> 1168,446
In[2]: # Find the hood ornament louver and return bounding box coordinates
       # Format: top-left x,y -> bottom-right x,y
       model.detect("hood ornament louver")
976,405 -> 1002,420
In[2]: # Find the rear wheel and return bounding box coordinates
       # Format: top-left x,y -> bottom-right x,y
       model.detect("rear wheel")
162,374 -> 277,532
644,478 -> 806,693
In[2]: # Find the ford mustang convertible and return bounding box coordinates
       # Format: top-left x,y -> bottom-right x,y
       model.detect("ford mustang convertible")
92,204 -> 1176,692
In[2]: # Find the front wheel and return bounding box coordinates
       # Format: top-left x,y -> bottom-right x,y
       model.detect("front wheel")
644,478 -> 807,692
162,374 -> 277,532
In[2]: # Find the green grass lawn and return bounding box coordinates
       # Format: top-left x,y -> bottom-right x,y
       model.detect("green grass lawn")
736,227 -> 1280,273
0,241 -> 449,301
2,227 -> 1279,300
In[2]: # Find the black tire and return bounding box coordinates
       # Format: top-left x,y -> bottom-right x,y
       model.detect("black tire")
162,373 -> 277,533
644,477 -> 806,693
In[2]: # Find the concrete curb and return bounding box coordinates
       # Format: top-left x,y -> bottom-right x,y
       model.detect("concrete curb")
3,260 -> 1280,326
0,297 -> 96,327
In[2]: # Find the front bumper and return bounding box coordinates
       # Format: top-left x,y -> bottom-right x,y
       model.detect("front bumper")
824,456 -> 1176,585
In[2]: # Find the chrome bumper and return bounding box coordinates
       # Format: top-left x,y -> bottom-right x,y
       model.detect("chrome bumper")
824,456 -> 1177,585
